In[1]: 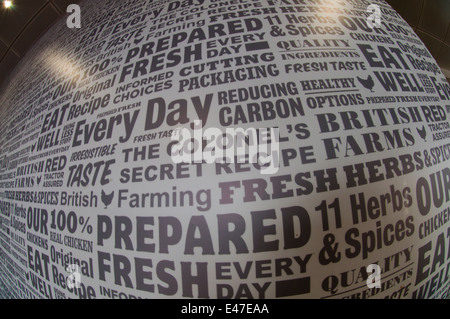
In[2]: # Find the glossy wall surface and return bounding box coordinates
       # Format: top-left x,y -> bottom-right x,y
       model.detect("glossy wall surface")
0,0 -> 449,299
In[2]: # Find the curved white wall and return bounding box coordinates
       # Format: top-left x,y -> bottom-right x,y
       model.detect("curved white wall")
0,0 -> 449,299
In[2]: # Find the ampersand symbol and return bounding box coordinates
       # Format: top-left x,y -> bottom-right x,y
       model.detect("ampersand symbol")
423,150 -> 432,167
270,26 -> 285,37
319,234 -> 341,265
